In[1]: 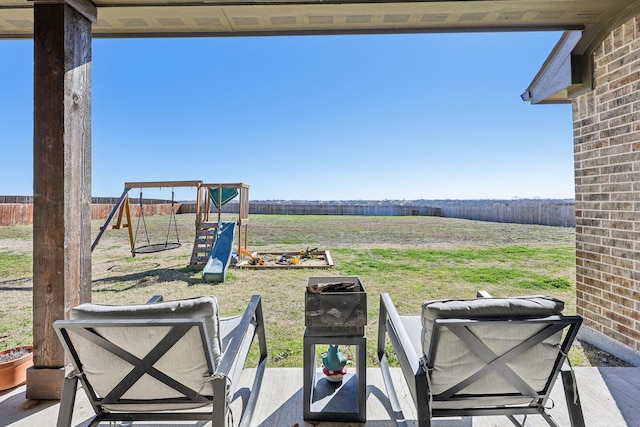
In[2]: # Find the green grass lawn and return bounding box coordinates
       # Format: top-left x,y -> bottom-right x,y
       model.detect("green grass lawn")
0,214 -> 582,365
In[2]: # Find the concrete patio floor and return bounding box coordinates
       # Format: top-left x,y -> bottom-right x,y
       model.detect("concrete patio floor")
1,367 -> 639,427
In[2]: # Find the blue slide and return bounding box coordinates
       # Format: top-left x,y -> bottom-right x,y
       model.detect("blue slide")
202,221 -> 236,283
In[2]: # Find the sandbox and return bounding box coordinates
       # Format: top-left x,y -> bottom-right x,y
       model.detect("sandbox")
235,249 -> 333,269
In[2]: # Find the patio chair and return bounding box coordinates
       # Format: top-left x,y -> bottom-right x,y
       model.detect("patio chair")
377,291 -> 584,427
53,294 -> 267,427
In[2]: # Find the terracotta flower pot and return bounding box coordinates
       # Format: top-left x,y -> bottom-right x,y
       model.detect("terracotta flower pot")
0,345 -> 34,391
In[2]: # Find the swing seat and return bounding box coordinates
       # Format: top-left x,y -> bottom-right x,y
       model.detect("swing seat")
131,188 -> 182,254
132,241 -> 181,254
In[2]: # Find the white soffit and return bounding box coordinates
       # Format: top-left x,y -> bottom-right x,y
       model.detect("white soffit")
0,0 -> 638,41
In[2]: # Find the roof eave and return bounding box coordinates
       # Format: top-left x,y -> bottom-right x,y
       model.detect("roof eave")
522,30 -> 593,105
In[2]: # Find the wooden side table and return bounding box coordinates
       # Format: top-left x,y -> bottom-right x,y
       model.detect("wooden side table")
303,276 -> 367,422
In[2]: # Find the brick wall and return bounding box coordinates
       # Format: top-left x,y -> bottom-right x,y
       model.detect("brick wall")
573,14 -> 640,354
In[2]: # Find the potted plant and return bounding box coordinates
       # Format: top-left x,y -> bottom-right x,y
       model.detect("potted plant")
0,345 -> 33,391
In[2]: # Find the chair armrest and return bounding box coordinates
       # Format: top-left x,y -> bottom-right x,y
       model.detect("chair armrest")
378,293 -> 421,374
215,295 -> 266,377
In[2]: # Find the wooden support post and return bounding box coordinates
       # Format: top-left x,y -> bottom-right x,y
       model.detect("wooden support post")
28,0 -> 96,400
196,184 -> 203,225
124,195 -> 135,255
114,193 -> 128,228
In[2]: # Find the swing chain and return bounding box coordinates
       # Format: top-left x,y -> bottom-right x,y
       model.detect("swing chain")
132,188 -> 181,254
165,189 -> 181,247
132,190 -> 150,252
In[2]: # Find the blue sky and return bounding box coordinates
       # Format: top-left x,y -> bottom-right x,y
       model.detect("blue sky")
0,31 -> 574,201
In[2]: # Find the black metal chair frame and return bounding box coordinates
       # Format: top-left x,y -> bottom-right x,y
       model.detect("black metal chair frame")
377,292 -> 585,427
54,294 -> 267,427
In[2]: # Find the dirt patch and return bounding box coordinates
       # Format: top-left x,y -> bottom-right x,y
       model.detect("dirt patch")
0,239 -> 32,255
574,340 -> 632,367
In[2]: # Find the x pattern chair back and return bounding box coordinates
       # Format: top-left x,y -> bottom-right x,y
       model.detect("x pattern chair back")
56,319 -> 214,406
427,316 -> 578,404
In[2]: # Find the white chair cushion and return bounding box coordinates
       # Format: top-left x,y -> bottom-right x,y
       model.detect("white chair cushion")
70,296 -> 222,406
421,296 -> 565,397
422,295 -> 564,322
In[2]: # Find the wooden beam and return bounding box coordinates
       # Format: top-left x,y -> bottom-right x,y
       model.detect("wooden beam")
33,0 -> 97,24
29,3 -> 93,400
201,182 -> 249,189
124,180 -> 202,189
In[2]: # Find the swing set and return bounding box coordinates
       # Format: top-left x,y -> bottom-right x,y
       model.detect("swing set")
130,187 -> 182,254
91,180 -> 250,264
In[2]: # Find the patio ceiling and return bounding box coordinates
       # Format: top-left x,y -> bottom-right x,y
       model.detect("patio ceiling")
1,0 -> 640,55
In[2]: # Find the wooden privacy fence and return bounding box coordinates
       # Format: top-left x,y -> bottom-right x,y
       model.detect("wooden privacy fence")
91,203 -> 181,221
436,201 -> 575,227
0,198 -> 575,227
0,203 -> 34,226
220,202 -> 441,217
217,201 -> 575,227
0,197 -> 179,226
